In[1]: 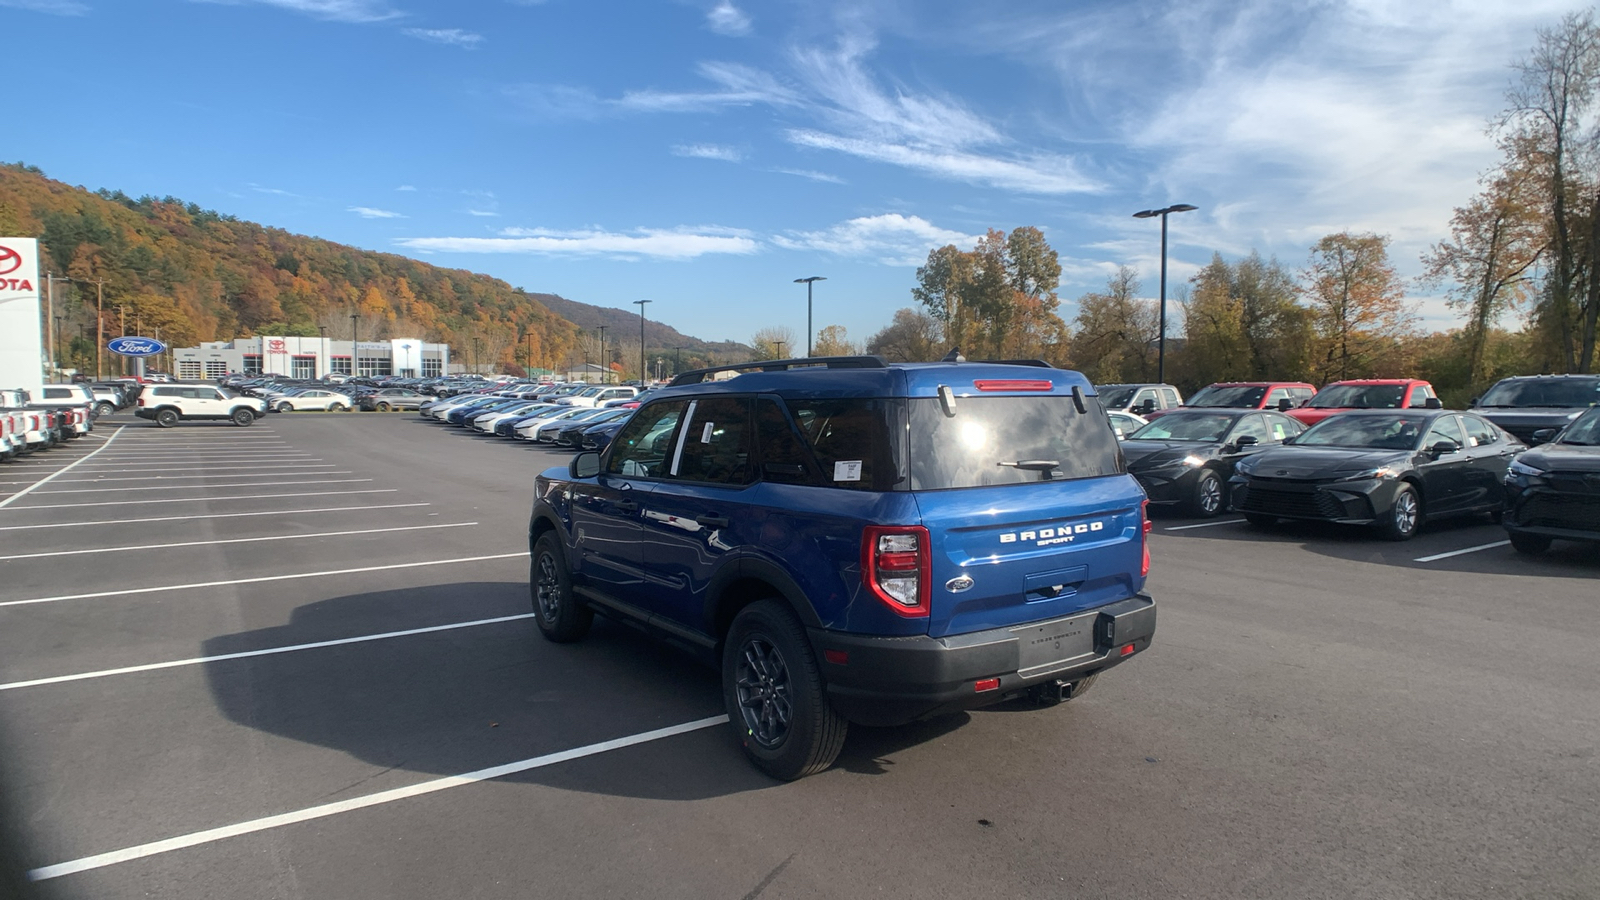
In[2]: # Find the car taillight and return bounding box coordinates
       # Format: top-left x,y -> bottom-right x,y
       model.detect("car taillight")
862,525 -> 931,617
137,396 -> 146,406
1140,499 -> 1152,578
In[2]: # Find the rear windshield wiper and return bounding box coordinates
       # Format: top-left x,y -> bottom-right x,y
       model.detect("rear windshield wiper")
999,459 -> 1062,480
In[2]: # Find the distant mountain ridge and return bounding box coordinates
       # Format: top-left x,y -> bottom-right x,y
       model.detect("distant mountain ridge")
529,292 -> 753,356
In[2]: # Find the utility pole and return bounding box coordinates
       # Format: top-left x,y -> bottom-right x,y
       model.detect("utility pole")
54,315 -> 64,379
45,273 -> 56,382
93,279 -> 104,380
596,325 -> 607,384
351,314 -> 359,378
633,300 -> 651,384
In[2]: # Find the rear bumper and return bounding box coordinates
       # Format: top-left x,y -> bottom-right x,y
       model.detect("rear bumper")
808,595 -> 1156,726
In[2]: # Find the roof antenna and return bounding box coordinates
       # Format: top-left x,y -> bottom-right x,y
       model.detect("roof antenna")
942,347 -> 965,363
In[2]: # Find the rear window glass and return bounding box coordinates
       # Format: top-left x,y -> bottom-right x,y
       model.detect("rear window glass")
905,396 -> 1123,489
1187,385 -> 1266,408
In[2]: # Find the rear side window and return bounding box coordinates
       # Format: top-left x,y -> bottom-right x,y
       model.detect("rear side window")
755,399 -> 822,485
1160,388 -> 1180,407
1462,415 -> 1499,447
153,387 -> 179,397
786,398 -> 903,492
44,388 -> 70,399
905,396 -> 1123,490
672,397 -> 754,486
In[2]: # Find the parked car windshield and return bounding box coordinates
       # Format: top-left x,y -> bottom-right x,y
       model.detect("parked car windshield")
904,396 -> 1124,489
1128,413 -> 1234,443
1557,407 -> 1600,444
1185,385 -> 1267,408
1098,386 -> 1137,408
1477,377 -> 1600,408
1294,413 -> 1430,450
1305,384 -> 1405,409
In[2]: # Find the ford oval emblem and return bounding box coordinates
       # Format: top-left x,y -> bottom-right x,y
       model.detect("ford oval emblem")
107,336 -> 168,357
945,575 -> 975,593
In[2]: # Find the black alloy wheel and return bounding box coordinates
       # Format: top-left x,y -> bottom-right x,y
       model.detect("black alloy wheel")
231,408 -> 255,427
531,532 -> 592,642
154,409 -> 180,428
1509,531 -> 1552,555
723,600 -> 847,781
1377,483 -> 1421,541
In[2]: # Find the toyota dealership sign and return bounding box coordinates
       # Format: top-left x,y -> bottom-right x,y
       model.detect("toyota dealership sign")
0,237 -> 43,396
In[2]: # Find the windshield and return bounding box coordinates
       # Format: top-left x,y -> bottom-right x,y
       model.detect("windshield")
1185,385 -> 1266,408
904,396 -> 1124,489
1098,387 -> 1137,408
1295,414 -> 1429,449
1306,384 -> 1405,409
1478,377 -> 1600,408
1558,407 -> 1600,444
1128,413 -> 1235,442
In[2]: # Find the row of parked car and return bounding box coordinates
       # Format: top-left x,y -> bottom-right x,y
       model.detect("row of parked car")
416,382 -> 645,449
0,383 -> 109,460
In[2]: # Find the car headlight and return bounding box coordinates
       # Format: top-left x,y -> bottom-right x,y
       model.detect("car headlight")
1340,466 -> 1400,480
1507,458 -> 1547,477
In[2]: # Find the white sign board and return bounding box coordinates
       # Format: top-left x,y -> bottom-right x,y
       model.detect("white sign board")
0,238 -> 43,397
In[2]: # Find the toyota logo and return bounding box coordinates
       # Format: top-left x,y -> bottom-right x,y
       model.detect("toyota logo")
0,246 -> 20,276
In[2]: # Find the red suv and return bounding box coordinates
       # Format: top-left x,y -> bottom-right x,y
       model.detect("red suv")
1147,381 -> 1316,418
1287,379 -> 1439,427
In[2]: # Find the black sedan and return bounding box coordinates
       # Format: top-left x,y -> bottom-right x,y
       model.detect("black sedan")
1502,406 -> 1600,554
1230,409 -> 1523,540
1122,410 -> 1305,517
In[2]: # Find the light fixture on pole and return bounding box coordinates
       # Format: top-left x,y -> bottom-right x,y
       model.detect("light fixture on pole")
794,276 -> 825,357
1131,204 -> 1197,385
633,300 -> 651,383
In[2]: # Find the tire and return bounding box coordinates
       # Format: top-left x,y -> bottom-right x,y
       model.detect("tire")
95,402 -> 115,418
1509,531 -> 1552,555
1376,483 -> 1421,541
276,402 -> 292,413
723,599 -> 847,781
376,401 -> 391,412
1244,513 -> 1276,528
329,402 -> 348,413
531,532 -> 592,642
231,408 -> 256,427
154,408 -> 180,428
1189,469 -> 1225,517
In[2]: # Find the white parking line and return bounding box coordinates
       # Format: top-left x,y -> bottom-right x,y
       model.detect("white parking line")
6,489 -> 398,511
0,522 -> 478,561
0,428 -> 126,510
54,472 -> 354,483
0,503 -> 429,531
94,454 -> 315,460
1413,541 -> 1511,563
25,714 -> 726,882
0,551 -> 528,608
1164,518 -> 1248,532
0,610 -> 526,690
68,463 -> 330,471
34,479 -> 374,494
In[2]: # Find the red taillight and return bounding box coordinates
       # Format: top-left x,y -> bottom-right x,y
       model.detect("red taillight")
1139,499 -> 1151,577
861,525 -> 931,617
137,397 -> 146,407
1120,643 -> 1136,657
974,379 -> 1053,392
974,678 -> 1000,693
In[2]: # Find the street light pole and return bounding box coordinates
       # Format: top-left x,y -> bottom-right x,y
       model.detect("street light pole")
794,276 -> 825,357
773,341 -> 785,360
351,314 -> 360,378
633,300 -> 651,383
1131,204 -> 1198,385
596,325 -> 607,384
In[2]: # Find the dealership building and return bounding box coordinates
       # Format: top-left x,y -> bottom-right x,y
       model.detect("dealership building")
173,336 -> 450,381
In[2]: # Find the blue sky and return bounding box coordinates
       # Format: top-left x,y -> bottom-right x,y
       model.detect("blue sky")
3,0 -> 1585,346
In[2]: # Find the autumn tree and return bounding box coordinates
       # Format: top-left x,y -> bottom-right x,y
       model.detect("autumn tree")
811,324 -> 858,357
751,326 -> 798,360
1069,266 -> 1158,383
912,226 -> 1068,361
865,308 -> 942,362
1303,232 -> 1415,381
1178,252 -> 1312,386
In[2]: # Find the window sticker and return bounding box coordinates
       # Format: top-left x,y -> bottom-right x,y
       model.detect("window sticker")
833,460 -> 862,482
701,422 -> 715,443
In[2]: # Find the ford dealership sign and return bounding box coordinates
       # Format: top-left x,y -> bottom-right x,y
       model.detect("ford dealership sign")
107,336 -> 167,357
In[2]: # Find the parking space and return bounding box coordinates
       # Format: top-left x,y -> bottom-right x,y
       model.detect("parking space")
1,412 -> 1596,899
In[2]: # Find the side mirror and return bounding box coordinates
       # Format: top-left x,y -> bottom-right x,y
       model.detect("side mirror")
570,451 -> 601,479
1530,428 -> 1556,444
1469,396 -> 1480,407
1139,399 -> 1157,414
1277,398 -> 1294,411
1424,397 -> 1442,409
1428,439 -> 1460,456
1231,435 -> 1259,452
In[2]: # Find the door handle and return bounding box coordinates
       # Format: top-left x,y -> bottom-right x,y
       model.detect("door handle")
696,514 -> 730,528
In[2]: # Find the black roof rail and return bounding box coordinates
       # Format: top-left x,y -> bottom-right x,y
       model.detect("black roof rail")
965,359 -> 1056,369
669,355 -> 890,386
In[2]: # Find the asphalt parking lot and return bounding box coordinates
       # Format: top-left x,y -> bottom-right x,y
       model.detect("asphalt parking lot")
0,411 -> 1596,900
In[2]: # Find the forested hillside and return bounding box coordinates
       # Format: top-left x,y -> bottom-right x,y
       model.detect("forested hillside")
0,163 -> 584,374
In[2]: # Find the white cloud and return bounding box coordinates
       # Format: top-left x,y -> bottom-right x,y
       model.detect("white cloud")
187,0 -> 401,23
706,1 -> 750,36
773,214 -> 983,266
466,209 -> 500,217
403,27 -> 484,48
248,183 -> 298,197
398,226 -> 760,260
0,0 -> 88,14
619,61 -> 803,112
396,184 -> 417,191
773,168 -> 845,184
788,129 -> 1098,195
672,143 -> 744,162
350,206 -> 406,219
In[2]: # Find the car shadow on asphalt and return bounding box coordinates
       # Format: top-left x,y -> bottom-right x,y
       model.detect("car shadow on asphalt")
198,584 -> 977,796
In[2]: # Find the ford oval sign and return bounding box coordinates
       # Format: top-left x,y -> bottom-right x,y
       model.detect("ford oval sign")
107,336 -> 167,357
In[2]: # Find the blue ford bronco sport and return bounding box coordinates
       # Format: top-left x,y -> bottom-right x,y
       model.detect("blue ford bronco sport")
528,356 -> 1156,780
